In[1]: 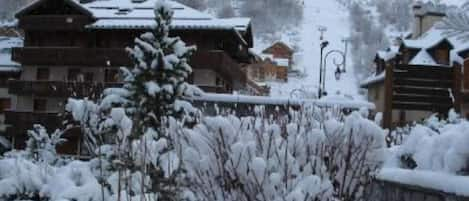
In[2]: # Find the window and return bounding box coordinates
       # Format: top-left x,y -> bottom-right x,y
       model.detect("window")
84,72 -> 94,82
33,99 -> 47,112
68,68 -> 81,81
399,110 -> 406,126
216,76 -> 224,87
0,98 -> 11,113
105,69 -> 120,83
435,49 -> 449,65
374,89 -> 380,100
464,59 -> 469,90
36,68 -> 50,80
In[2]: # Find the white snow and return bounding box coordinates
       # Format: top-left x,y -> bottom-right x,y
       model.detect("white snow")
0,37 -> 22,71
190,92 -> 375,109
378,168 -> 469,197
267,0 -> 362,100
273,58 -> 289,67
74,0 -> 251,32
409,49 -> 438,65
380,113 -> 469,197
360,72 -> 385,88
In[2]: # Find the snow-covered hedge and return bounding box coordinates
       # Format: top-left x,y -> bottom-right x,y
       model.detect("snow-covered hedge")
0,107 -> 386,201
384,110 -> 469,175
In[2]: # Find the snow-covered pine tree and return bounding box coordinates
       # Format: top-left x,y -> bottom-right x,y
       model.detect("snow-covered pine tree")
103,0 -> 197,199
124,0 -> 196,138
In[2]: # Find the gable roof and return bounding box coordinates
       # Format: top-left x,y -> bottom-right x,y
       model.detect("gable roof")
409,49 -> 438,66
16,0 -> 94,18
82,0 -> 251,33
262,41 -> 294,54
15,0 -> 252,47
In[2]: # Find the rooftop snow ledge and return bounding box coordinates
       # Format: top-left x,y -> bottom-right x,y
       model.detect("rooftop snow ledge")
377,168 -> 469,197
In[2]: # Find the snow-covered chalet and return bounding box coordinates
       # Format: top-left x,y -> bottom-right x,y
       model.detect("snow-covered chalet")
361,2 -> 469,128
5,0 -> 256,151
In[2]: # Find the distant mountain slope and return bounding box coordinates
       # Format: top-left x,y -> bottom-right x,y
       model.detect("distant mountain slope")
267,0 -> 362,100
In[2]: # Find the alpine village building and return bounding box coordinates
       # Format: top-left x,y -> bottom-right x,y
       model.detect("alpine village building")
3,0 -> 259,152
361,2 -> 469,129
244,42 -> 294,92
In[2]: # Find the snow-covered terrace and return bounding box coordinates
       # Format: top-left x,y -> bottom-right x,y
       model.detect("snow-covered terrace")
0,37 -> 22,72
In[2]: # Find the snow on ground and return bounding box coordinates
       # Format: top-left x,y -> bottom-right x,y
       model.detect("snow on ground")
265,0 -> 362,100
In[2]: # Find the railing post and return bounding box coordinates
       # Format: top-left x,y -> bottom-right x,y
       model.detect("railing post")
453,63 -> 462,113
383,62 -> 394,129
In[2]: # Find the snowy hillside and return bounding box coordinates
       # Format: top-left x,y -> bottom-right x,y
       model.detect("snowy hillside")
266,0 -> 361,100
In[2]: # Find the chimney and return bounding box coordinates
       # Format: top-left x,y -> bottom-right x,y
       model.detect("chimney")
412,1 -> 446,38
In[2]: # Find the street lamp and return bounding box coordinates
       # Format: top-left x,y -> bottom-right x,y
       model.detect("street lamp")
321,49 -> 346,97
319,41 -> 329,98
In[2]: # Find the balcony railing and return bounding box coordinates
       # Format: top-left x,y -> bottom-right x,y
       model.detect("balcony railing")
18,15 -> 91,30
191,50 -> 247,87
12,47 -> 132,66
4,111 -> 61,135
8,80 -> 123,97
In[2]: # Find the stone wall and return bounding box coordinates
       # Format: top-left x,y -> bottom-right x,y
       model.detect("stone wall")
367,179 -> 469,201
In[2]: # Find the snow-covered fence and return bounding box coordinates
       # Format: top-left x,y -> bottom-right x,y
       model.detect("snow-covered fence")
189,93 -> 375,117
368,173 -> 469,201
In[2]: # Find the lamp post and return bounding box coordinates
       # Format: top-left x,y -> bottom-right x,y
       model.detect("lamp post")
321,49 -> 346,97
317,26 -> 328,41
319,41 -> 329,98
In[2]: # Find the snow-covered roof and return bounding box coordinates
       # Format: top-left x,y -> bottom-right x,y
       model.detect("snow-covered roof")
0,37 -> 22,72
377,50 -> 398,62
87,18 -> 251,31
401,24 -> 469,65
409,49 -> 437,65
76,0 -> 251,32
17,0 -> 250,31
402,27 -> 454,49
360,72 -> 385,88
274,58 -> 289,67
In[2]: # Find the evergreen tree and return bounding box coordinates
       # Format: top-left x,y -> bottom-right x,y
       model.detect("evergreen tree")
103,0 -> 196,199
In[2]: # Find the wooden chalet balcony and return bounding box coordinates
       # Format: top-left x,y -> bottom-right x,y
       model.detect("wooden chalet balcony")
198,85 -> 231,94
12,47 -> 131,66
191,50 -> 247,85
8,80 -> 123,97
4,111 -> 61,135
18,15 -> 91,30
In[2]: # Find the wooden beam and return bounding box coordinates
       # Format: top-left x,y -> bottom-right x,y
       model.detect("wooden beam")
394,78 -> 452,89
394,87 -> 449,97
394,71 -> 452,80
383,62 -> 394,129
453,64 -> 462,113
392,102 -> 452,111
393,95 -> 452,105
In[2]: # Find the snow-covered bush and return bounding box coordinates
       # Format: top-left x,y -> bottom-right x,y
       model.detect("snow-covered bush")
180,107 -> 386,201
385,110 -> 469,175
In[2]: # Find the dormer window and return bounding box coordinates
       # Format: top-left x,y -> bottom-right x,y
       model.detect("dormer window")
435,48 -> 449,65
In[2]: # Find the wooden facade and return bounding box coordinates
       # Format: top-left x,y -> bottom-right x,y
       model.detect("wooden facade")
262,41 -> 294,68
5,0 -> 256,149
364,33 -> 465,129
